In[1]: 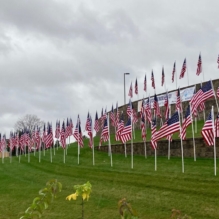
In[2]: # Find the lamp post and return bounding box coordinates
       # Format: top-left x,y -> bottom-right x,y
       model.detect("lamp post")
124,73 -> 130,105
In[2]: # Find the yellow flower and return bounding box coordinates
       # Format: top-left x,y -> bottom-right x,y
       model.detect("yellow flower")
66,193 -> 78,201
82,192 -> 90,200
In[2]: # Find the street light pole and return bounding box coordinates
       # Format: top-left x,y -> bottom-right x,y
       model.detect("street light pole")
124,73 -> 130,105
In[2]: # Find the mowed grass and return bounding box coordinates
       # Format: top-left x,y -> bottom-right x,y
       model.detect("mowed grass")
1,119 -> 218,219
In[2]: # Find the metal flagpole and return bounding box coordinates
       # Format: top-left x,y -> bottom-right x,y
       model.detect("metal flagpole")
77,118 -> 80,165
178,109 -> 184,173
131,115 -> 133,169
212,106 -> 216,176
108,113 -> 113,167
190,103 -> 196,161
92,115 -> 95,166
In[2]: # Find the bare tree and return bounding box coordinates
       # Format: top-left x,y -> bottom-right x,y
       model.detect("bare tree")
14,114 -> 45,133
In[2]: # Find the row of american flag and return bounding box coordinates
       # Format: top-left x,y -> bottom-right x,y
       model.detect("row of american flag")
98,80 -> 219,150
127,54 -> 219,96
1,80 -> 219,155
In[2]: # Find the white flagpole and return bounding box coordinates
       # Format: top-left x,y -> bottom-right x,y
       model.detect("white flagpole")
195,117 -> 197,133
178,109 -> 184,173
108,113 -> 113,167
77,118 -> 80,164
212,106 -> 216,176
131,115 -> 133,169
92,116 -> 95,166
190,103 -> 196,161
50,145 -> 52,163
155,148 -> 157,171
153,110 -> 157,171
124,142 -> 127,158
167,93 -> 171,160
64,147 -> 66,164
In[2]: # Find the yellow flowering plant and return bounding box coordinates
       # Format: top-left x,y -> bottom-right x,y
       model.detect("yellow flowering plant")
66,181 -> 92,219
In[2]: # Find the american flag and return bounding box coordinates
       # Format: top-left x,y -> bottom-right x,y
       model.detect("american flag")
179,58 -> 186,79
201,110 -> 214,146
35,127 -> 41,149
198,102 -> 205,113
176,88 -> 182,112
132,108 -> 138,124
55,120 -> 60,139
153,94 -> 161,118
140,99 -> 145,119
144,74 -> 147,92
115,102 -> 119,128
135,78 -> 138,95
99,118 -> 109,146
66,118 -> 73,137
151,70 -> 155,89
215,113 -> 219,138
86,115 -> 93,148
172,62 -> 176,83
190,86 -> 203,116
128,82 -> 133,98
161,67 -> 165,86
145,97 -> 152,124
155,111 -> 180,141
192,81 -> 214,114
94,111 -> 99,133
110,104 -> 115,127
150,118 -> 157,150
73,119 -> 84,148
115,112 -> 124,141
217,87 -> 219,98
85,112 -> 90,131
85,115 -> 93,148
42,123 -> 47,144
45,123 -> 53,148
164,93 -> 169,120
120,118 -> 132,143
127,99 -> 133,117
100,108 -> 106,128
69,118 -> 73,136
196,53 -> 202,76
181,105 -> 192,140
141,115 -> 146,141
166,134 -> 173,142
60,121 -> 66,149
201,80 -> 214,102
217,54 -> 219,68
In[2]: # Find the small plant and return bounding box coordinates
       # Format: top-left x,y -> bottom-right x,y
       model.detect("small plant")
66,181 -> 92,219
118,198 -> 139,219
170,209 -> 192,219
20,179 -> 62,219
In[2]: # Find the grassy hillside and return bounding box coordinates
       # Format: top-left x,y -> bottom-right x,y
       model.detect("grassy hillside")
0,132 -> 219,219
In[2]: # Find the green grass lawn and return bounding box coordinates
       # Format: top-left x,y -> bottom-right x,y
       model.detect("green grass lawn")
0,119 -> 217,219
1,133 -> 219,219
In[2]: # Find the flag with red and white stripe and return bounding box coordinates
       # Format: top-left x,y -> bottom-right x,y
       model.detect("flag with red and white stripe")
201,110 -> 214,146
179,58 -> 186,79
196,54 -> 202,76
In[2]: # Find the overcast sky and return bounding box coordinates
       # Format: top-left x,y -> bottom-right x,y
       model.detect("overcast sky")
0,0 -> 219,137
